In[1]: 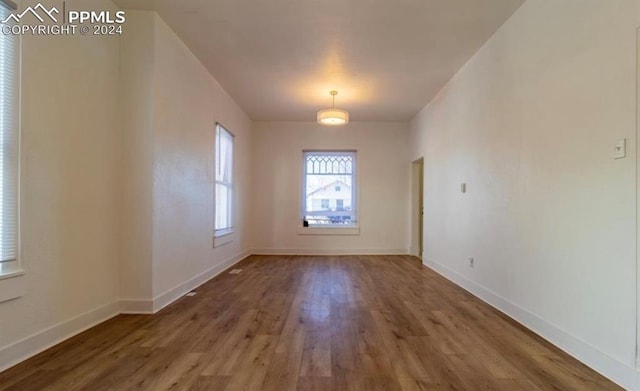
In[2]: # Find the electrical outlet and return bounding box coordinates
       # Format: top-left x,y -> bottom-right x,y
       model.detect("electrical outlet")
469,257 -> 474,268
614,139 -> 626,159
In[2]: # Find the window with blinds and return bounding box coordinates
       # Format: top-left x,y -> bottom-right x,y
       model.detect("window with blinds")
214,124 -> 233,236
0,0 -> 20,274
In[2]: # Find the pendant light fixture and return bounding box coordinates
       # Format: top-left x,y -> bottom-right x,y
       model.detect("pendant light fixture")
317,91 -> 349,126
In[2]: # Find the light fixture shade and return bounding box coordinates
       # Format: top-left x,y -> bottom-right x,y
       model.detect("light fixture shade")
317,108 -> 349,126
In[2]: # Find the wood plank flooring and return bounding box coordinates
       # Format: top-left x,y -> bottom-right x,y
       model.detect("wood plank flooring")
0,255 -> 623,390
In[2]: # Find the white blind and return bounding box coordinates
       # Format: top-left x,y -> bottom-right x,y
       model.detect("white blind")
0,2 -> 19,264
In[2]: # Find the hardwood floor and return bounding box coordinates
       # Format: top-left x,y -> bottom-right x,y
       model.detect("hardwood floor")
0,255 -> 623,391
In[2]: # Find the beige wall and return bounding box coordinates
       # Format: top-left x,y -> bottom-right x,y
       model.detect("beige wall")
151,15 -> 252,302
251,121 -> 410,254
0,0 -> 122,368
120,11 -> 251,312
119,12 -> 253,311
119,10 -> 154,305
409,0 -> 639,387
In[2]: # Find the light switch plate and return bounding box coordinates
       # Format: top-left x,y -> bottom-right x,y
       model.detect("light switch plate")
614,139 -> 626,159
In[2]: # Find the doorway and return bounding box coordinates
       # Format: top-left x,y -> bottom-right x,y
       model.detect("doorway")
411,158 -> 424,259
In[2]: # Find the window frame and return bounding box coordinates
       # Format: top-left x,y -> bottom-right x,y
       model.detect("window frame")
0,0 -> 24,303
214,123 -> 234,242
300,150 -> 359,235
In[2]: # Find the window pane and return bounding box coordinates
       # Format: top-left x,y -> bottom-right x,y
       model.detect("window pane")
215,184 -> 231,231
304,152 -> 356,225
0,259 -> 18,274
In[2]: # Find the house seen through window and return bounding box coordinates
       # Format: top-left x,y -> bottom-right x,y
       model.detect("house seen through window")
303,151 -> 357,226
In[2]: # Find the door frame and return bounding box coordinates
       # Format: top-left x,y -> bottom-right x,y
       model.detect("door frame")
411,158 -> 424,259
635,26 -> 639,370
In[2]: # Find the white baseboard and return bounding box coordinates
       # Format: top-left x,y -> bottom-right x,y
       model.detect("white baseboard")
422,257 -> 639,391
119,299 -> 154,314
151,249 -> 251,313
0,301 -> 120,373
0,249 -> 253,373
12,252 -> 635,389
120,250 -> 251,314
119,249 -> 251,314
252,248 -> 409,256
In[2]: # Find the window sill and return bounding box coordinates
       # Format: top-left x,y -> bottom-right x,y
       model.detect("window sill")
213,231 -> 234,248
297,226 -> 360,236
0,270 -> 25,303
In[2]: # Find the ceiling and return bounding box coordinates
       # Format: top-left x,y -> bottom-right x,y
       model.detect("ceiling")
114,0 -> 524,121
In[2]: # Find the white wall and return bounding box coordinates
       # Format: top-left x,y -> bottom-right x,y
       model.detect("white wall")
0,0 -> 121,369
151,16 -> 252,304
409,0 -> 639,388
5,1 -> 637,387
1,5 -> 253,369
252,121 -> 410,254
